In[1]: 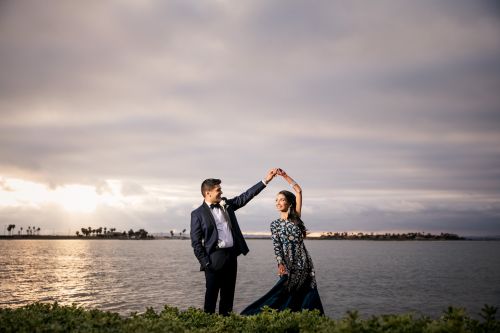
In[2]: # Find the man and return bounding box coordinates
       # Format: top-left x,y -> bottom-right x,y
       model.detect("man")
190,169 -> 277,315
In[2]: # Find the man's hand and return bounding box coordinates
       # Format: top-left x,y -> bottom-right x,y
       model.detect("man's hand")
264,168 -> 278,184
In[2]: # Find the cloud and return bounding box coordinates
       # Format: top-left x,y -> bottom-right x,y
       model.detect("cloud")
1,0 -> 499,235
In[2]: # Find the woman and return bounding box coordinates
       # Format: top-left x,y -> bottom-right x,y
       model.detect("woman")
241,169 -> 324,315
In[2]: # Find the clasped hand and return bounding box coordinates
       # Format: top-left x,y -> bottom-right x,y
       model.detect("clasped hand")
266,168 -> 287,182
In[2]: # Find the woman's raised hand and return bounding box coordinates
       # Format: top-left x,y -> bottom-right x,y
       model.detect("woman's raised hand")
277,168 -> 287,177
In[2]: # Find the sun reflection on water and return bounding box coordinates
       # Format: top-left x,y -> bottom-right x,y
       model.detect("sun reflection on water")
1,239 -> 499,318
0,239 -> 206,314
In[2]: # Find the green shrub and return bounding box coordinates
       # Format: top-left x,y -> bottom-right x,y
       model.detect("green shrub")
0,303 -> 498,333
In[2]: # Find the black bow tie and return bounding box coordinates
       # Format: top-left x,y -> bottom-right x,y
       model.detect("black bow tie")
210,203 -> 221,209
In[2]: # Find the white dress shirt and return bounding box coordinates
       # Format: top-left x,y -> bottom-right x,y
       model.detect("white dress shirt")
207,202 -> 234,248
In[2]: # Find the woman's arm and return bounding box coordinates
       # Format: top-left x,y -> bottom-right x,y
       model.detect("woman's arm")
278,169 -> 302,217
271,221 -> 287,275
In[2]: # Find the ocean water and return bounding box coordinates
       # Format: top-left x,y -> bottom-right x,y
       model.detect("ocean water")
1,239 -> 499,318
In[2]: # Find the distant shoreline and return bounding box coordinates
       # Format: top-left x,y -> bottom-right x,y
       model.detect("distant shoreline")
1,235 -> 499,241
0,235 -> 159,240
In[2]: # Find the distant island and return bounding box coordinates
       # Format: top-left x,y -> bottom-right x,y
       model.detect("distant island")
75,226 -> 155,239
2,224 -> 157,240
245,231 -> 468,240
315,231 -> 465,240
2,224 -> 493,241
1,225 -> 196,240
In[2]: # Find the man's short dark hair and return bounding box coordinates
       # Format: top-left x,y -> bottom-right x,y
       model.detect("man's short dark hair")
201,178 -> 221,196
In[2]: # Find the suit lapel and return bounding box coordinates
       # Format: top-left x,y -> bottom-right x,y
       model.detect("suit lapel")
202,202 -> 218,230
223,209 -> 233,231
203,202 -> 234,237
220,198 -> 234,231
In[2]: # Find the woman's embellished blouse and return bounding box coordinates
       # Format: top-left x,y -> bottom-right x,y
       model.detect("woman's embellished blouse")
270,218 -> 317,290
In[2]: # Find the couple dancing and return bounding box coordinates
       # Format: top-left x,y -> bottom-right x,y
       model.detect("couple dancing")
190,168 -> 324,316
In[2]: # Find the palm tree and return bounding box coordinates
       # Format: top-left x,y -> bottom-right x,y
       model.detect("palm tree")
7,224 -> 15,236
36,227 -> 41,236
170,230 -> 174,238
137,229 -> 148,239
179,229 -> 187,238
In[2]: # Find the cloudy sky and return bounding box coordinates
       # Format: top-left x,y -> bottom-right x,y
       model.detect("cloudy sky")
1,0 -> 499,236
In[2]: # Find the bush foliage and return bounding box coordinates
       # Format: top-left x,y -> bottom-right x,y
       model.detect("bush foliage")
0,302 -> 498,333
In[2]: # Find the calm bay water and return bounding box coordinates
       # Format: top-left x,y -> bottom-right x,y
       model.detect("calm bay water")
1,239 -> 499,318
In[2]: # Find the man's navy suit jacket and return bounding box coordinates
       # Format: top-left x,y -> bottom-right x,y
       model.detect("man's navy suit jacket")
190,181 -> 266,270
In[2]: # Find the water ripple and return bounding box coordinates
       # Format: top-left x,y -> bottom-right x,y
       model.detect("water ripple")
0,239 -> 499,318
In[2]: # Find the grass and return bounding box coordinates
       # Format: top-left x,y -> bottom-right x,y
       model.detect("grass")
0,302 -> 498,332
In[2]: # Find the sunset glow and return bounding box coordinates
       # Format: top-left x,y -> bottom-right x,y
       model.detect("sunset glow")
52,185 -> 100,213
0,177 -> 120,213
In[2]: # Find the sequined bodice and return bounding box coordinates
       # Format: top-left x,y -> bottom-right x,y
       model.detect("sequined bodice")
270,218 -> 316,290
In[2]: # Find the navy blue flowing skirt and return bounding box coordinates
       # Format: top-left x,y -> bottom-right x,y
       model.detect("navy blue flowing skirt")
241,275 -> 324,315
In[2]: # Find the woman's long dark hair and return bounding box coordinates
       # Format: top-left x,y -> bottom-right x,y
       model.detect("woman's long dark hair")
279,190 -> 307,238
